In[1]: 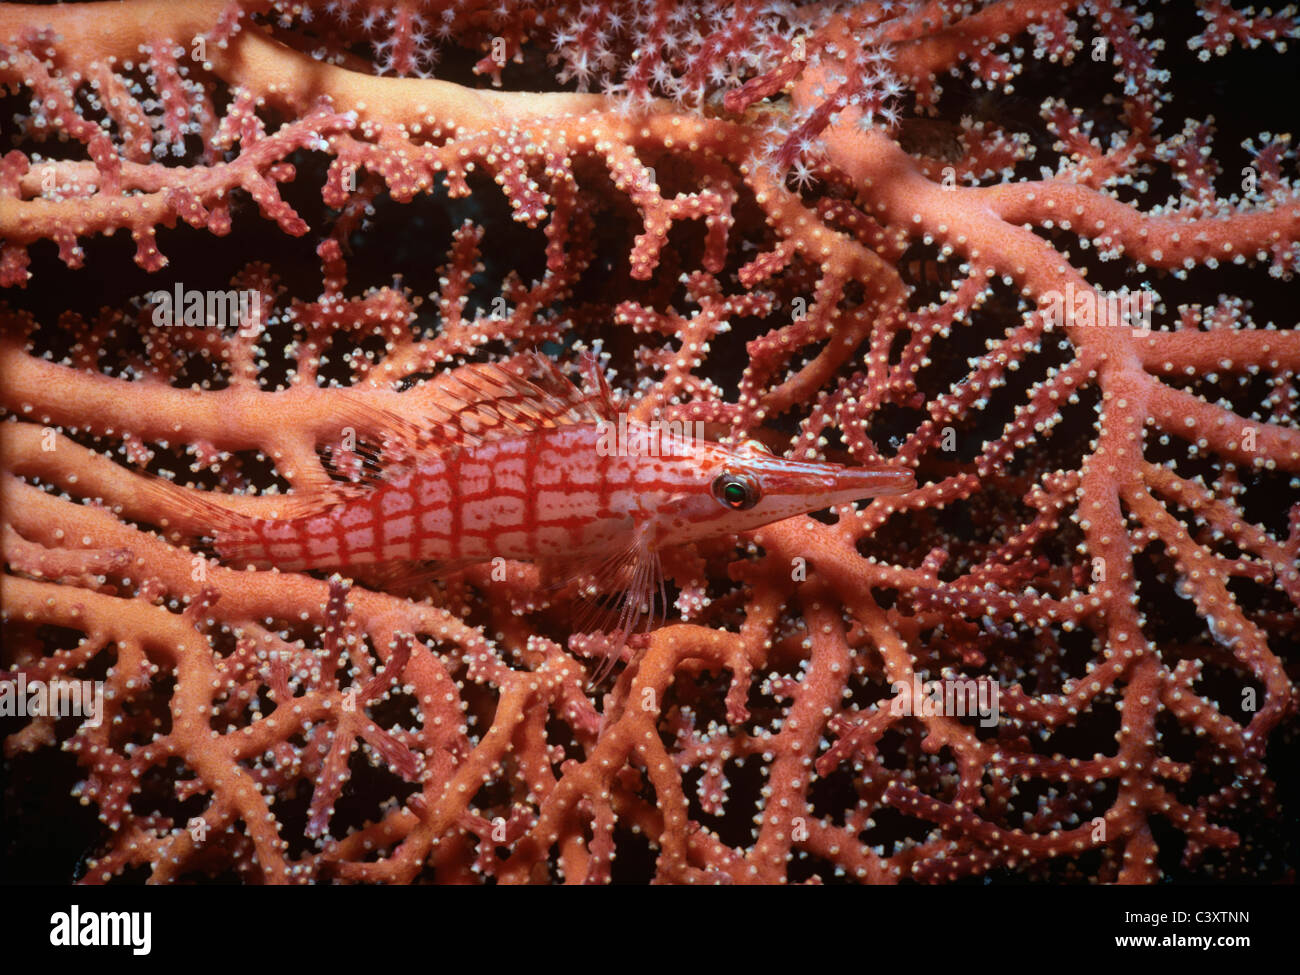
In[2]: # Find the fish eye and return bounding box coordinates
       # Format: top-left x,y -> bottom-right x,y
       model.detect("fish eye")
711,472 -> 760,510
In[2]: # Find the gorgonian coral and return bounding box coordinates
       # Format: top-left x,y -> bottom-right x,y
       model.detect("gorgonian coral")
1,0 -> 1297,884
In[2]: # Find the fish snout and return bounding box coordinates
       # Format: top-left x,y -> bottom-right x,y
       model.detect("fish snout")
829,465 -> 916,498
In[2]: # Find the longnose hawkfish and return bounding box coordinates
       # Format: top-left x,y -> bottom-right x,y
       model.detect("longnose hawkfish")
161,353 -> 914,681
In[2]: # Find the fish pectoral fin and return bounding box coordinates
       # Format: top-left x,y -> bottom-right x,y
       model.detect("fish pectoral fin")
568,523 -> 667,685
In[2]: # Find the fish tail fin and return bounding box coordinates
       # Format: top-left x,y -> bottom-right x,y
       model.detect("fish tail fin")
128,474 -> 284,570
131,470 -> 369,571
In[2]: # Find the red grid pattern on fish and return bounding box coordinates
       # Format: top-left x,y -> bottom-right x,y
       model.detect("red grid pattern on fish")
217,424 -> 714,571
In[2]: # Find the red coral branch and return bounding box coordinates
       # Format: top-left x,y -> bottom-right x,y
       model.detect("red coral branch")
1,0 -> 1297,885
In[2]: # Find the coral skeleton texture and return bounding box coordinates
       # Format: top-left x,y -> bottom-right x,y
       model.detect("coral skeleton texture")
1,0 -> 1298,884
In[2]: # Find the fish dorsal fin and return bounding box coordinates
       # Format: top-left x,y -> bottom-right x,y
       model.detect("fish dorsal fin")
423,351 -> 614,444
338,352 -> 612,460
